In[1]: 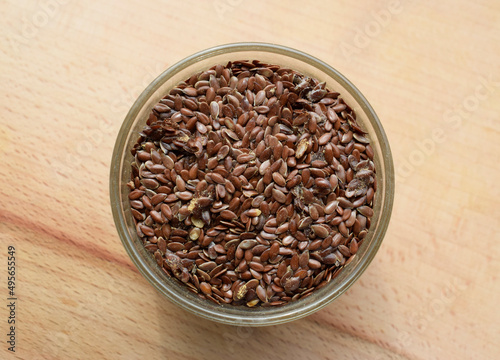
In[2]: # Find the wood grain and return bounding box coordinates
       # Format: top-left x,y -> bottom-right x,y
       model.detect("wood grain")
1,0 -> 499,359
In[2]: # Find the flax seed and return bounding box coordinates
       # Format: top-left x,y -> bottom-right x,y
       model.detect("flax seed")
129,60 -> 377,307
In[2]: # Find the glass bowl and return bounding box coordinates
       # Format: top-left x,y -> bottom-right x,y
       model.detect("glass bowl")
110,42 -> 394,326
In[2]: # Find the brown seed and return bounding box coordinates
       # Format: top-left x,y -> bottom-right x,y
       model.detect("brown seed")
237,153 -> 255,163
349,239 -> 359,254
309,205 -> 319,221
315,178 -> 331,189
167,242 -> 184,252
210,101 -> 219,118
290,253 -> 299,271
338,197 -> 354,209
324,145 -> 334,165
196,121 -> 208,134
295,216 -> 311,230
276,208 -> 288,225
339,222 -> 349,237
366,144 -> 374,159
225,180 -> 235,194
318,132 -> 333,145
358,205 -> 374,218
151,193 -> 167,205
217,145 -> 230,160
240,239 -> 258,250
269,242 -> 280,258
345,210 -> 357,227
256,285 -> 267,302
160,204 -> 173,220
131,209 -> 145,221
277,261 -> 287,278
338,245 -> 351,257
275,223 -> 289,234
366,187 -> 375,203
284,276 -> 300,292
210,172 -> 225,184
272,188 -> 287,203
129,189 -> 144,200
207,158 -> 217,170
308,259 -> 322,269
176,191 -> 193,201
247,209 -> 261,217
176,176 -> 186,191
221,210 -> 238,220
130,200 -> 144,210
259,159 -> 271,175
324,200 -> 339,214
249,261 -> 265,272
299,251 -> 310,268
150,210 -> 164,224
311,225 -> 329,238
323,253 -> 339,265
272,172 -> 286,187
280,235 -> 293,246
141,178 -> 159,190
254,105 -> 270,114
200,282 -> 212,295
301,168 -> 310,185
254,90 -> 266,106
245,279 -> 259,290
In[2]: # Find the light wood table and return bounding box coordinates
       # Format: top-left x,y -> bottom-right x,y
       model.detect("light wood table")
1,0 -> 499,359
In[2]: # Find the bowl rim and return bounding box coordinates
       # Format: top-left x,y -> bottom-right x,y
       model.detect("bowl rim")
110,42 -> 395,326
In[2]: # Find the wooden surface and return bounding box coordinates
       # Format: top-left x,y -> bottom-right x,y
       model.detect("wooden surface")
1,0 -> 499,359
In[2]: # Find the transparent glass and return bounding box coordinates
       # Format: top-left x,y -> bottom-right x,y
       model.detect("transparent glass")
110,43 -> 394,326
